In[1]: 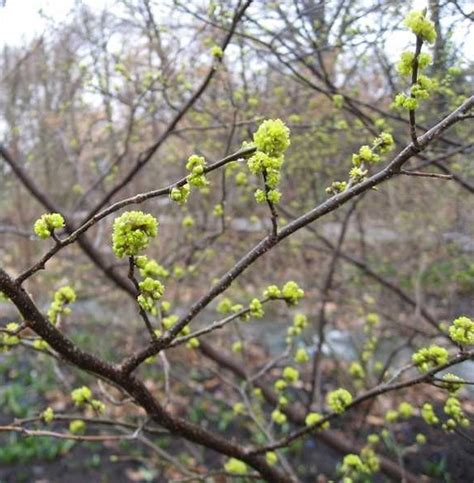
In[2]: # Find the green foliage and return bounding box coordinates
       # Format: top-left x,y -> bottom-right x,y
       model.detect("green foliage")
0,435 -> 72,464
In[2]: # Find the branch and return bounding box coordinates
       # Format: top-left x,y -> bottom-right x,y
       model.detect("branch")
120,95 -> 473,374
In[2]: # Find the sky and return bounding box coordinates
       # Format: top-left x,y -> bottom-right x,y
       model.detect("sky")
0,0 -> 470,63
0,0 -> 108,46
0,0 -> 432,47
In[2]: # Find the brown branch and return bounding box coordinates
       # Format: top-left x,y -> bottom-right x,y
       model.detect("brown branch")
120,95 -> 474,374
249,349 -> 474,455
400,169 -> 453,179
0,267 -> 291,483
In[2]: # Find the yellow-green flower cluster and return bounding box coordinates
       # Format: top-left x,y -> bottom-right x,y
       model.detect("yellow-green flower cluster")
305,411 -> 329,430
295,347 -> 310,364
365,312 -> 380,326
233,402 -> 245,415
287,313 -> 309,339
263,284 -> 282,299
33,213 -> 65,239
231,341 -> 242,353
135,256 -> 169,279
253,119 -> 290,156
47,286 -> 76,325
360,447 -> 380,474
248,119 -> 290,204
416,433 -> 427,445
266,451 -> 278,466
274,379 -> 287,392
340,446 -> 380,481
69,420 -> 86,434
404,11 -> 437,44
235,171 -> 248,186
443,396 -> 469,430
386,402 -> 413,422
397,51 -> 432,77
249,298 -> 264,318
112,211 -> 158,258
211,45 -> 223,59
392,12 -> 437,113
271,408 -> 287,425
398,401 -> 414,419
281,281 -> 304,305
170,183 -> 190,204
394,74 -> 436,111
0,322 -> 20,349
224,458 -> 247,474
217,297 -> 243,314
325,180 -> 348,195
332,94 -> 344,108
42,407 -> 54,423
71,386 -> 92,405
352,145 -> 380,166
352,131 -> 395,168
162,314 -> 178,330
186,337 -> 200,349
71,386 -> 105,414
327,132 -> 394,194
138,277 -> 165,315
412,345 -> 448,372
385,409 -> 398,423
440,373 -> 464,394
33,339 -> 49,351
213,203 -> 223,217
449,315 -> 474,345
349,361 -> 365,379
182,215 -> 195,228
393,92 -> 419,111
282,366 -> 299,383
421,403 -> 439,425
341,454 -> 366,479
327,388 -> 353,413
186,155 -> 208,188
